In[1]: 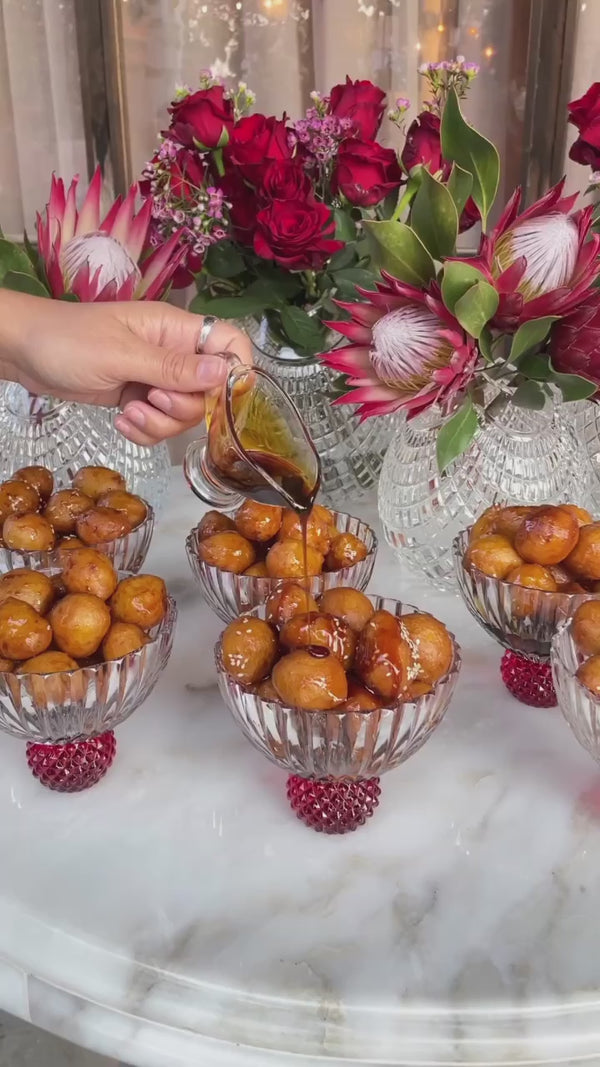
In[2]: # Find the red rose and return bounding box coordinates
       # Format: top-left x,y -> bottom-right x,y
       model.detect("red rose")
260,159 -> 312,201
331,139 -> 402,207
226,115 -> 292,184
165,147 -> 207,200
168,86 -> 234,149
401,111 -> 442,173
218,171 -> 256,245
253,198 -> 343,270
329,77 -> 386,140
568,82 -> 600,169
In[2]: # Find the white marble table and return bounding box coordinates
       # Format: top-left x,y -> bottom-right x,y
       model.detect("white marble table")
1,470 -> 600,1066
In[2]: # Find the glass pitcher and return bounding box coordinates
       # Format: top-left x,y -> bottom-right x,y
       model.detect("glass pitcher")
184,359 -> 321,514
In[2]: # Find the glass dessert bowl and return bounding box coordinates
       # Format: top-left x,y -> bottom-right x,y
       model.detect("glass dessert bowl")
552,602 -> 600,764
187,507 -> 377,623
215,595 -> 461,834
453,528 -> 592,707
0,573 -> 176,792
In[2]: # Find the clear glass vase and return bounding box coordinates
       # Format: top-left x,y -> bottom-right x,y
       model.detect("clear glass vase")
572,400 -> 600,516
0,383 -> 171,512
378,394 -> 590,590
243,316 -> 394,506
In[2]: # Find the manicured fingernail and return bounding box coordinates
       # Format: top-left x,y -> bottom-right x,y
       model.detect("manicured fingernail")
196,354 -> 229,387
115,415 -> 134,437
123,405 -> 146,428
150,390 -> 173,413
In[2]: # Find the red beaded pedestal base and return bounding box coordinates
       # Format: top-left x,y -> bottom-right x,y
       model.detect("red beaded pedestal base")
287,775 -> 381,834
26,732 -> 117,792
500,651 -> 556,708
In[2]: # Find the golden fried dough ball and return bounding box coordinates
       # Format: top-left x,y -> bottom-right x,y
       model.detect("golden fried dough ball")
198,530 -> 256,574
340,677 -> 382,711
566,523 -> 600,581
221,616 -> 277,685
469,506 -> 501,542
102,622 -> 150,661
400,612 -> 453,686
514,505 -> 579,565
559,504 -> 593,527
72,466 -> 126,502
96,490 -> 148,529
271,648 -> 347,710
265,539 -> 324,579
14,466 -> 53,502
493,506 -> 535,542
235,500 -> 282,542
325,532 -> 369,572
355,610 -> 413,701
197,511 -> 235,540
17,652 -> 79,674
464,534 -> 522,579
49,593 -> 111,659
0,479 -> 40,520
506,564 -> 557,591
577,655 -> 600,697
255,677 -> 281,701
61,547 -> 118,601
75,506 -> 132,545
319,587 -> 374,632
0,598 -> 52,661
278,508 -> 333,554
45,489 -> 93,534
3,512 -> 55,552
0,569 -> 55,616
243,562 -> 269,578
572,600 -> 600,656
279,612 -> 356,670
265,584 -> 318,628
109,575 -> 167,631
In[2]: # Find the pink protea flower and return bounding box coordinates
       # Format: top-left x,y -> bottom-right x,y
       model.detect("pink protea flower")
37,167 -> 187,301
468,179 -> 600,331
320,274 -> 479,421
550,293 -> 600,392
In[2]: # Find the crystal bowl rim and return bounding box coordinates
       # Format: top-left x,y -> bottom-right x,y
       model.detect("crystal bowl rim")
186,507 -> 378,585
452,528 -> 598,604
214,595 -> 462,720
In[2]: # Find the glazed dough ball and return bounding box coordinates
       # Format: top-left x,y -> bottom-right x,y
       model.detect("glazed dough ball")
319,587 -> 374,632
577,655 -> 600,697
355,610 -> 413,701
75,507 -> 132,545
513,505 -> 579,565
279,611 -> 356,670
278,508 -> 333,554
96,490 -> 148,529
0,597 -> 52,661
265,539 -> 324,579
221,616 -> 278,685
109,575 -> 168,631
102,622 -> 150,661
235,500 -> 282,542
72,467 -> 126,502
0,569 -> 55,616
572,600 -> 600,656
0,479 -> 41,520
14,466 -> 54,502
325,532 -> 369,572
400,612 -> 453,686
198,531 -> 256,574
265,584 -> 319,628
17,652 -> 79,674
271,648 -> 347,710
61,547 -> 119,601
464,534 -> 522,579
45,489 -> 93,535
566,523 -> 600,581
3,512 -> 56,551
49,594 -> 111,659
197,511 -> 236,541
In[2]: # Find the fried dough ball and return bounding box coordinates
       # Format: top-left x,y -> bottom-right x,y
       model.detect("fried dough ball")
44,489 -> 93,534
572,600 -> 600,656
255,677 -> 281,702
265,584 -> 319,628
0,657 -> 14,672
566,523 -> 600,581
340,677 -> 382,711
0,598 -> 52,660
75,506 -> 132,545
3,512 -> 55,552
271,648 -> 347,710
464,534 -> 522,579
576,655 -> 600,697
559,504 -> 593,527
72,466 -> 126,502
312,503 -> 335,526
221,616 -> 277,685
14,466 -> 53,502
493,506 -> 535,542
469,506 -> 501,542
0,569 -> 55,615
197,510 -> 236,541
198,530 -> 256,574
278,508 -> 333,554
102,622 -> 150,661
109,575 -> 167,631
96,490 -> 148,529
319,587 -> 374,632
243,562 -> 269,578
325,532 -> 369,572
49,594 -> 111,659
505,563 -> 558,618
0,479 -> 40,520
265,539 -> 324,579
235,500 -> 282,542
548,563 -> 572,590
355,610 -> 413,701
17,652 -> 79,675
514,505 -> 579,565
61,548 -> 118,601
406,680 -> 434,700
279,612 -> 356,670
400,612 -> 453,686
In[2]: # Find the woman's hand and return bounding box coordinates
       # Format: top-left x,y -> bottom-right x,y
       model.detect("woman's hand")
0,292 -> 252,445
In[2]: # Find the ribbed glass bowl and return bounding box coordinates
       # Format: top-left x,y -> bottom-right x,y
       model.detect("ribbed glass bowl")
452,529 -> 591,658
187,510 -> 377,623
0,589 -> 176,743
552,618 -> 600,762
0,506 -> 154,576
215,596 -> 461,780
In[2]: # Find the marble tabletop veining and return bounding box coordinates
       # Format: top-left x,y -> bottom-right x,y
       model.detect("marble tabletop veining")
1,470 -> 600,1066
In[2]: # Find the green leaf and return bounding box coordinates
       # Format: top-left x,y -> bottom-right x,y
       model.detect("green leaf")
2,271 -> 49,297
549,365 -> 597,402
328,373 -> 352,400
441,88 -> 500,226
280,305 -> 326,354
189,280 -> 275,319
333,267 -> 378,290
512,380 -> 547,410
479,325 -> 493,363
253,264 -> 304,299
333,207 -> 357,243
328,245 -> 358,272
441,260 -> 490,314
508,316 -> 559,363
454,280 -> 499,339
0,240 -> 37,286
436,396 -> 478,473
22,231 -> 39,271
446,163 -> 473,219
410,167 -> 458,260
362,220 -> 435,286
203,241 -> 246,279
515,351 -> 552,381
60,292 -> 80,302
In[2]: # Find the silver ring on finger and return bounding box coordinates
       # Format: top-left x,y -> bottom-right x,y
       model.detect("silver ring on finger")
196,315 -> 220,352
